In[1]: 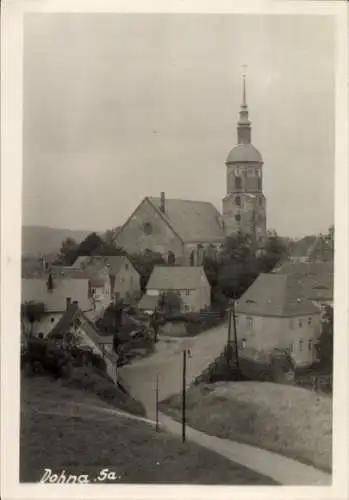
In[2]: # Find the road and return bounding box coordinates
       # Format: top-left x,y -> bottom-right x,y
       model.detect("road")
119,322 -> 229,417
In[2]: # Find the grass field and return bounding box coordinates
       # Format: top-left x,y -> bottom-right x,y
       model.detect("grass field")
20,376 -> 277,485
160,381 -> 332,472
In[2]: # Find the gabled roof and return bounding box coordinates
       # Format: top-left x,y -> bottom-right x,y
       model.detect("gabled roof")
235,273 -> 320,317
273,261 -> 333,276
289,235 -> 333,262
21,278 -> 92,313
50,266 -> 107,287
147,197 -> 225,244
272,262 -> 333,302
147,266 -> 210,290
72,255 -> 138,277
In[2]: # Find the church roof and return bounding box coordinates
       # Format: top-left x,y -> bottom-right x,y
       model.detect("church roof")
226,144 -> 263,163
148,197 -> 224,244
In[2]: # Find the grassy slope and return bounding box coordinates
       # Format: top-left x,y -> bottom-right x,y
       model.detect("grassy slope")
20,376 -> 277,485
160,381 -> 332,472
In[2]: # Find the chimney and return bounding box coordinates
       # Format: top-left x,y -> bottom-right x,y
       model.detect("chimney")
47,273 -> 54,292
66,297 -> 71,310
160,192 -> 166,213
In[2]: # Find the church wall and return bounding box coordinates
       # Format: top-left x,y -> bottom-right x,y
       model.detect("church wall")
115,199 -> 184,261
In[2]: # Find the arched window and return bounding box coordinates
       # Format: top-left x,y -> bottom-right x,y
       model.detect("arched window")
235,176 -> 242,190
190,250 -> 195,266
235,196 -> 241,206
167,251 -> 176,265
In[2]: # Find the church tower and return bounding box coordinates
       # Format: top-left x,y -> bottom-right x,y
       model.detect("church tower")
222,70 -> 267,245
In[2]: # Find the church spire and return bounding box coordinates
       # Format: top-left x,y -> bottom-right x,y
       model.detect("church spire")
237,66 -> 251,145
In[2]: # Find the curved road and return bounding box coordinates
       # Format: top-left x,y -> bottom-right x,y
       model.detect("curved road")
119,323 -> 230,416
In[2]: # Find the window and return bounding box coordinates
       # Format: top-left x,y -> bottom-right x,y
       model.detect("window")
235,214 -> 241,222
235,196 -> 241,206
235,176 -> 242,190
259,197 -> 263,206
51,317 -> 55,323
289,343 -> 294,353
246,316 -> 254,330
289,319 -> 294,329
308,317 -> 312,325
299,339 -> 303,351
125,263 -> 129,270
308,340 -> 313,351
185,289 -> 191,296
298,319 -> 303,328
258,178 -> 262,190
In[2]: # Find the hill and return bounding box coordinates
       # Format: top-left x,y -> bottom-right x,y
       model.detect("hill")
22,226 -> 96,257
20,376 -> 275,484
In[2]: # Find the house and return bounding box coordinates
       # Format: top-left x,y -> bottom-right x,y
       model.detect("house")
284,234 -> 334,264
272,261 -> 334,307
144,266 -> 211,313
138,294 -> 160,315
72,255 -> 141,302
235,273 -> 322,368
21,277 -> 93,337
47,301 -> 118,383
49,265 -> 112,317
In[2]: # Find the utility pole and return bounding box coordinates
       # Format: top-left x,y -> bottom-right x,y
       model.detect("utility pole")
232,299 -> 240,378
155,373 -> 159,432
227,307 -> 232,368
182,349 -> 187,443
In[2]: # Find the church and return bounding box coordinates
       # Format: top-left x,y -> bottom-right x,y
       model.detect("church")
115,74 -> 267,266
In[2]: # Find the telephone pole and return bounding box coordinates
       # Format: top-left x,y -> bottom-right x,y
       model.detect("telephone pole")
155,373 -> 159,432
182,349 -> 187,442
232,299 -> 240,377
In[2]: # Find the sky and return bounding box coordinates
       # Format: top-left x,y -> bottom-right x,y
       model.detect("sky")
23,13 -> 335,238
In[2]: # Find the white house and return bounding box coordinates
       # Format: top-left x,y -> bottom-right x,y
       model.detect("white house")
235,273 -> 322,368
47,301 -> 118,384
72,255 -> 141,302
21,277 -> 93,337
144,266 -> 211,313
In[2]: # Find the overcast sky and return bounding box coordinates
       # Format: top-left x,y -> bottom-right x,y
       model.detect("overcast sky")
23,13 -> 334,238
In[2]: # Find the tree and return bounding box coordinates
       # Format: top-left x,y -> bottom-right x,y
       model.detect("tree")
159,291 -> 182,315
130,250 -> 166,291
257,231 -> 290,273
21,301 -> 46,338
316,305 -> 333,372
217,233 -> 260,299
55,237 -> 79,265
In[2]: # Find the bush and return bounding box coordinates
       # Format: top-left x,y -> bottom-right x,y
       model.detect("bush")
61,366 -> 146,416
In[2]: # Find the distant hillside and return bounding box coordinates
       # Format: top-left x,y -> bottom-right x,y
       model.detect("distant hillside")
22,226 -> 94,258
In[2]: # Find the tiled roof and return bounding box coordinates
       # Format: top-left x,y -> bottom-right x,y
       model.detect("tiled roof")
21,278 -> 92,312
50,266 -> 106,287
235,273 -> 320,317
48,302 -> 80,338
273,261 -> 333,276
272,262 -> 333,302
289,235 -> 333,261
138,294 -> 159,311
72,255 -> 137,277
147,266 -> 210,290
148,197 -> 224,244
307,235 -> 334,262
